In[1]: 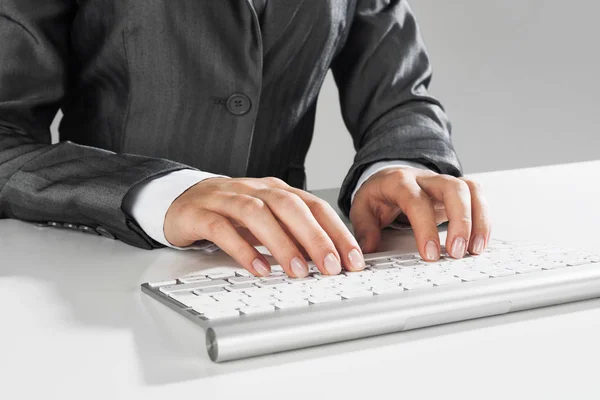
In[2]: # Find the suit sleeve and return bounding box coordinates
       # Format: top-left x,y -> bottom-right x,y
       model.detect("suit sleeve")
331,0 -> 463,218
0,0 -> 188,249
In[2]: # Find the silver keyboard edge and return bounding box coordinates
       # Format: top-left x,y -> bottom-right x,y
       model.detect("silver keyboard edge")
141,262 -> 600,362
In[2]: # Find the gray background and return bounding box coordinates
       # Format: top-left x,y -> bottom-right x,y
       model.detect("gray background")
51,0 -> 599,190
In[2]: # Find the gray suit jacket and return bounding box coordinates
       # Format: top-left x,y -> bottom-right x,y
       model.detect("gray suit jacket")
0,0 -> 461,249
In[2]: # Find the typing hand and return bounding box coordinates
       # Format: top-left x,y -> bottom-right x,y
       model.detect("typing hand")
350,168 -> 491,261
164,177 -> 366,278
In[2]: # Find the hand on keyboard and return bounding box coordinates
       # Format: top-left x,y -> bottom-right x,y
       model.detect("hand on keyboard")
164,177 -> 366,278
351,167 -> 491,261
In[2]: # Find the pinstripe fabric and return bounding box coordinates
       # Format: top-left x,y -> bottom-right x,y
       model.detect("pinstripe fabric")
0,0 -> 462,249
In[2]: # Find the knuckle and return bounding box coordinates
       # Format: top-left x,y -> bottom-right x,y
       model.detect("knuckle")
440,175 -> 469,192
234,242 -> 252,259
458,216 -> 473,225
395,182 -> 422,204
306,197 -> 332,214
389,168 -> 410,180
390,170 -> 414,187
205,217 -> 228,236
309,230 -> 332,251
462,178 -> 483,192
261,176 -> 287,187
330,229 -> 357,246
403,198 -> 426,216
238,196 -> 266,217
271,190 -> 302,209
436,174 -> 456,186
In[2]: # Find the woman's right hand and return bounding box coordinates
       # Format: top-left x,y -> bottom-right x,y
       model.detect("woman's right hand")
163,177 -> 367,278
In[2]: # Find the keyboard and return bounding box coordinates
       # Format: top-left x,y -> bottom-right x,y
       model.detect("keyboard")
141,239 -> 600,362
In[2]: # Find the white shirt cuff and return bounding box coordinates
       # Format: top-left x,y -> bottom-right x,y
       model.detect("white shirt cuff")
123,169 -> 228,251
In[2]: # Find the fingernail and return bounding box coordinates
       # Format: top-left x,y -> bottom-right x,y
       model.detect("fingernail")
425,240 -> 440,261
252,258 -> 271,276
472,234 -> 485,254
324,253 -> 342,275
290,256 -> 308,278
451,237 -> 467,258
348,248 -> 366,271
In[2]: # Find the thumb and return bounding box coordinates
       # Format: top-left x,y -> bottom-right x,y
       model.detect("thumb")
350,200 -> 382,254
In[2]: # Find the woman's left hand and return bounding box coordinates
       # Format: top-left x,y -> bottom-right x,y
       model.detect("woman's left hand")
350,167 -> 491,261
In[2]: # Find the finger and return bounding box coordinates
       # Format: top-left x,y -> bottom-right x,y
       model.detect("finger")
192,209 -> 272,277
417,174 -> 472,259
460,178 -> 492,255
285,187 -> 366,271
235,221 -> 311,259
380,173 -> 441,261
349,196 -> 382,254
255,188 -> 343,275
204,192 -> 311,278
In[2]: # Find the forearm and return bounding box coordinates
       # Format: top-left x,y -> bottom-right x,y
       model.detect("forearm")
0,126 -> 188,249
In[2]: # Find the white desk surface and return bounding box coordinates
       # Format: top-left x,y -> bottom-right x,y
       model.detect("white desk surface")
2,160 -> 600,399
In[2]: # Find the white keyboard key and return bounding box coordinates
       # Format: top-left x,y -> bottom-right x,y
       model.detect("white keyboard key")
275,300 -> 310,309
513,265 -> 542,274
240,305 -> 276,315
274,290 -> 308,300
402,281 -> 434,290
541,262 -> 569,270
177,276 -> 210,284
308,295 -> 342,304
185,295 -> 217,306
372,285 -> 405,295
245,288 -> 276,298
160,279 -> 229,294
243,296 -> 277,306
338,282 -> 369,292
488,268 -> 516,278
312,273 -> 346,280
457,271 -> 490,282
256,279 -> 289,288
370,265 -> 397,272
228,276 -> 259,284
343,270 -> 373,277
235,269 -> 254,277
202,309 -> 240,320
567,259 -> 592,267
430,276 -> 462,286
397,260 -> 422,267
207,272 -> 236,280
270,265 -> 285,273
260,274 -> 288,281
193,287 -> 226,295
288,277 -> 316,283
212,300 -> 246,309
169,293 -> 202,307
212,292 -> 246,301
148,279 -> 177,288
276,285 -> 310,295
340,291 -> 373,299
225,283 -> 256,291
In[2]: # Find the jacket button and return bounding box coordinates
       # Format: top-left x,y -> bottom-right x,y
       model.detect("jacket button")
79,225 -> 99,235
226,94 -> 251,115
96,226 -> 116,240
